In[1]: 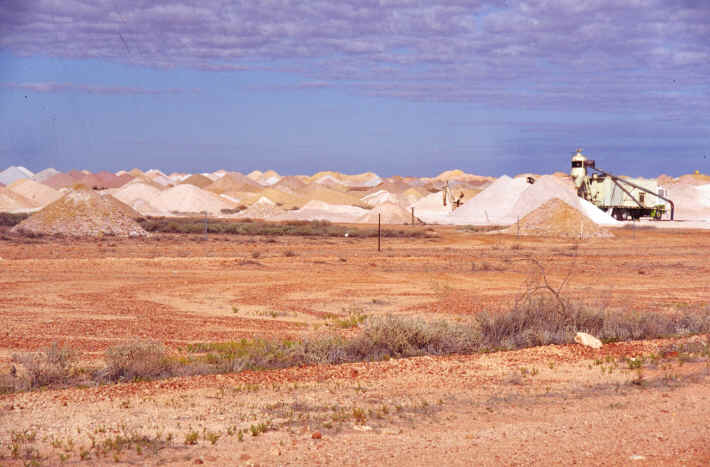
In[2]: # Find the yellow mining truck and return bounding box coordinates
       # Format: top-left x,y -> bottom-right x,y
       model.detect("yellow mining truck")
570,149 -> 675,220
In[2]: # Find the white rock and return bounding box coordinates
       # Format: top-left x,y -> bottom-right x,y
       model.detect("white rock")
352,425 -> 372,432
574,332 -> 603,349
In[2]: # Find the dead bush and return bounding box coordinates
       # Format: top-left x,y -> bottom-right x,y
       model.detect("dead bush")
11,343 -> 78,389
102,340 -> 175,382
476,297 -> 710,350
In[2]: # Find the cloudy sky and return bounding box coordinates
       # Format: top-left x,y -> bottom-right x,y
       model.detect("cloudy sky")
0,0 -> 708,176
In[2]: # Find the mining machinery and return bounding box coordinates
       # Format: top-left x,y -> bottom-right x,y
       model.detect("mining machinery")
570,149 -> 674,220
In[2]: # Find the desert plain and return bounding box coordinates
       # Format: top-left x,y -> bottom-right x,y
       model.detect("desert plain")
1,225 -> 709,465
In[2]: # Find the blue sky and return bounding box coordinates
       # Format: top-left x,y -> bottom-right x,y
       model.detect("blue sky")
0,1 -> 708,177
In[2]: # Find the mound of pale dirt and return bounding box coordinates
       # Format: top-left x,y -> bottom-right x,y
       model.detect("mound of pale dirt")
0,187 -> 38,212
360,190 -> 400,207
11,189 -> 148,237
273,175 -> 307,193
31,168 -> 61,183
236,198 -> 286,220
452,176 -> 529,225
272,200 -> 368,223
364,179 -> 411,195
144,169 -> 167,179
111,182 -> 165,215
246,170 -> 263,181
145,174 -> 173,187
168,172 -> 190,182
500,175 -> 580,224
180,174 -> 213,188
657,174 -> 674,186
0,166 -> 33,185
295,183 -> 361,206
502,198 -> 612,238
257,170 -> 281,186
675,173 -> 710,186
665,184 -> 710,220
205,172 -> 262,194
152,184 -> 236,215
313,175 -> 349,190
7,179 -> 62,206
200,172 -> 221,181
342,172 -> 382,187
433,170 -> 493,186
408,191 -> 454,223
42,172 -> 82,189
357,202 -> 413,224
93,171 -> 130,188
123,175 -> 164,190
309,171 -> 343,185
219,191 -> 260,206
257,188 -> 307,209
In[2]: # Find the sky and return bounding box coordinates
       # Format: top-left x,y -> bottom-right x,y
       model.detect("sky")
0,0 -> 708,177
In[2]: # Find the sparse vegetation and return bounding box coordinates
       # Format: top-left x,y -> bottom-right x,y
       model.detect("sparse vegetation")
329,310 -> 367,328
3,305 -> 709,393
249,422 -> 270,437
458,225 -> 506,233
136,216 -> 428,238
11,343 -> 78,389
184,431 -> 199,445
102,340 -> 175,382
476,297 -> 710,350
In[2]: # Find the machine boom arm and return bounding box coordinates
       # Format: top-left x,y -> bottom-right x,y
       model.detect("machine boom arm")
591,168 -> 675,220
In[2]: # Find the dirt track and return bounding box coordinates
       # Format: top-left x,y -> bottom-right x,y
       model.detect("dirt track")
1,227 -> 709,464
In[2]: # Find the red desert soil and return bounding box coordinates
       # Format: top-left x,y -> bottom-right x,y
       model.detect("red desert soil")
1,226 -> 709,465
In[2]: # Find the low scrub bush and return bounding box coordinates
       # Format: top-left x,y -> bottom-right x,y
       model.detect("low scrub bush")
5,303 -> 710,393
135,216 -> 427,238
476,297 -> 710,349
11,343 -> 78,389
102,340 -> 175,382
475,297 -> 604,349
347,315 -> 479,359
185,316 -> 480,369
599,308 -> 710,342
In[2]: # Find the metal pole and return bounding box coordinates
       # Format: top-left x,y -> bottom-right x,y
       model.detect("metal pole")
517,216 -> 519,237
204,211 -> 208,241
378,213 -> 381,252
411,207 -> 414,225
580,219 -> 583,240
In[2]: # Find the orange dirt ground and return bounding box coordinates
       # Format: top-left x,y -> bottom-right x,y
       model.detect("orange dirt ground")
1,226 -> 709,465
